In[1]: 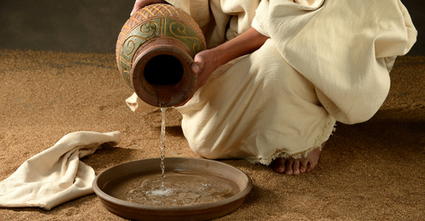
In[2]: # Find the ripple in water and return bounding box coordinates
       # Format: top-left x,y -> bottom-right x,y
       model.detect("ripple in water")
105,105 -> 239,207
106,171 -> 240,207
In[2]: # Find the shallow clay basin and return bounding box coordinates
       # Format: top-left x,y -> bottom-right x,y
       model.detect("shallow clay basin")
93,157 -> 253,221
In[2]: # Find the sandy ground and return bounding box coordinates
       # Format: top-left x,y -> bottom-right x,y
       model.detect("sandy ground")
0,50 -> 424,220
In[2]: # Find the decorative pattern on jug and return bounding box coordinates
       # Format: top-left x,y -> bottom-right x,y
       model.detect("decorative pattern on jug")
116,4 -> 207,88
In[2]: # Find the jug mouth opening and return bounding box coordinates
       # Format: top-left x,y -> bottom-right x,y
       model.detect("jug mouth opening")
144,54 -> 184,86
131,39 -> 197,107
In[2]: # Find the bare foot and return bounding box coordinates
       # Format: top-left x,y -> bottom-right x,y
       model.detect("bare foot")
272,142 -> 325,175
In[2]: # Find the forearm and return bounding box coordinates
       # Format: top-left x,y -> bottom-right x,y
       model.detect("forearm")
212,27 -> 269,66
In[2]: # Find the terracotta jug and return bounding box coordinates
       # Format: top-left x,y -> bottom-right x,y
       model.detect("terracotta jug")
116,3 -> 207,107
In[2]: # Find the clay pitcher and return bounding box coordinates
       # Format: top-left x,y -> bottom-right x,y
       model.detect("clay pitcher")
116,3 -> 207,107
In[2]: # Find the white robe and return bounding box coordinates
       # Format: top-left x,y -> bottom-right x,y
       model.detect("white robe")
127,0 -> 417,165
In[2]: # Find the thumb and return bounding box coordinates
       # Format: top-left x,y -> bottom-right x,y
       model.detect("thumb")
191,54 -> 205,74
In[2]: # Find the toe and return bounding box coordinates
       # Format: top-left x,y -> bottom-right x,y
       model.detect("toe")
292,160 -> 301,175
300,160 -> 308,173
273,158 -> 286,174
285,159 -> 294,175
306,162 -> 312,171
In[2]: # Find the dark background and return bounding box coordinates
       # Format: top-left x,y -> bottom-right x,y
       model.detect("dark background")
0,0 -> 423,55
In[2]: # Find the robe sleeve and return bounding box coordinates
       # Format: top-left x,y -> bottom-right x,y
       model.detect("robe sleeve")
255,0 -> 417,124
252,0 -> 270,37
164,0 -> 230,48
165,0 -> 262,48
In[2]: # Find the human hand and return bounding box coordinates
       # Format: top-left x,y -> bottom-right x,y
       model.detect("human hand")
130,0 -> 166,16
178,28 -> 268,106
191,49 -> 220,92
173,49 -> 219,107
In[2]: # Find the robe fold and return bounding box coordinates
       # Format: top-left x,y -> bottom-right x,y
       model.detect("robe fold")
127,0 -> 417,165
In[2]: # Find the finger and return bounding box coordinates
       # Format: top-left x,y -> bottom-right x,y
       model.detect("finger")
191,63 -> 200,73
130,0 -> 138,16
131,0 -> 166,16
130,0 -> 145,16
191,54 -> 205,74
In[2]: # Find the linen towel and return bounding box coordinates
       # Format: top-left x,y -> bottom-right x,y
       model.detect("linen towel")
0,131 -> 121,210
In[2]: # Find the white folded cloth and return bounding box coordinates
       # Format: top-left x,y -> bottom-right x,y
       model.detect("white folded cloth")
0,131 -> 121,210
126,92 -> 156,112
